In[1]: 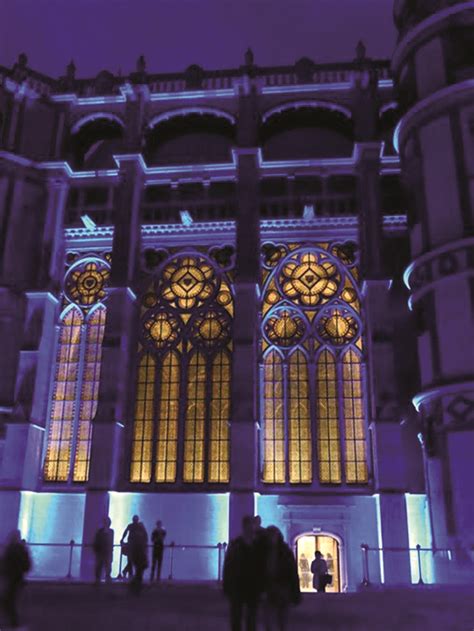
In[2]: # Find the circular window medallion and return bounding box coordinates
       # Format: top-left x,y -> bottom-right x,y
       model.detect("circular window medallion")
279,252 -> 340,308
65,259 -> 110,307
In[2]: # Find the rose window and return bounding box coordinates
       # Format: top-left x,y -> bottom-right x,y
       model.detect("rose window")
142,312 -> 180,350
317,308 -> 358,345
65,259 -> 110,307
264,309 -> 307,347
161,256 -> 216,310
191,311 -> 230,348
279,252 -> 340,307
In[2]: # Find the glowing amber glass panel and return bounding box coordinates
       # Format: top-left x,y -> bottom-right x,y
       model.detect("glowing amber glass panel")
155,352 -> 180,483
342,349 -> 368,483
73,306 -> 106,482
184,352 -> 206,483
130,354 -> 156,483
316,350 -> 341,483
44,308 -> 83,482
262,351 -> 285,483
208,351 -> 230,483
288,350 -> 312,483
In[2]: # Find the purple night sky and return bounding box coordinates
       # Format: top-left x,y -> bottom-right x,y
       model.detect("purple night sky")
1,0 -> 396,76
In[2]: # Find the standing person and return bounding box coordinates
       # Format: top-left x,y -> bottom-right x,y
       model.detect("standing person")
252,515 -> 265,540
1,530 -> 31,628
298,553 -> 310,590
311,550 -> 328,593
223,515 -> 264,631
93,517 -> 114,584
262,526 -> 301,631
121,516 -> 148,595
150,520 -> 166,583
120,541 -> 133,580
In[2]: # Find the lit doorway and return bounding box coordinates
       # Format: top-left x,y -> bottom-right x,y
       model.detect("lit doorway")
295,533 -> 341,593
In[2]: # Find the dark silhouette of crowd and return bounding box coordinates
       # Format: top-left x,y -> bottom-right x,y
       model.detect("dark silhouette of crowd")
1,513 -> 333,629
223,515 -> 301,631
0,529 -> 31,629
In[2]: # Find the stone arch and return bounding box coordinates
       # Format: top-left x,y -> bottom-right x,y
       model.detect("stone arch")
262,100 -> 353,124
71,112 -> 125,135
67,113 -> 124,169
147,106 -> 236,130
260,101 -> 354,161
144,108 -> 236,166
293,530 -> 346,593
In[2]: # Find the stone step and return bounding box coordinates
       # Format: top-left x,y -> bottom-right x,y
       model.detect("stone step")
4,581 -> 473,631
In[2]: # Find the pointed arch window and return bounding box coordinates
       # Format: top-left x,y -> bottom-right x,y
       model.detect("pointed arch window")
43,256 -> 110,483
260,243 -> 369,486
130,252 -> 233,485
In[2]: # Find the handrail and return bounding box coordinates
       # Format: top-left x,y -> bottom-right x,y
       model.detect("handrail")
360,543 -> 453,587
0,540 -> 228,582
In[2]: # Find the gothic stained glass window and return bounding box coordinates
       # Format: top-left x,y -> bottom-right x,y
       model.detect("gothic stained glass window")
130,251 -> 233,485
208,351 -> 230,483
261,242 -> 368,486
73,305 -> 106,482
155,352 -> 180,483
342,349 -> 368,483
184,352 -> 207,483
130,354 -> 156,483
316,350 -> 342,483
263,351 -> 286,483
44,307 -> 83,482
288,350 -> 312,483
43,256 -> 110,483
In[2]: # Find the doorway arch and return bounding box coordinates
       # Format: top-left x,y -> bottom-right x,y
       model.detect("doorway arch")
294,532 -> 343,593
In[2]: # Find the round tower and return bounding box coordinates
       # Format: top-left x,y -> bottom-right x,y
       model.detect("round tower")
393,1 -> 474,581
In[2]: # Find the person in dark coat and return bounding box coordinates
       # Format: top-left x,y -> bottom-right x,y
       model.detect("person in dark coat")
311,550 -> 329,592
262,526 -> 301,631
223,515 -> 264,631
150,520 -> 166,583
121,515 -> 148,594
93,517 -> 114,584
1,529 -> 31,628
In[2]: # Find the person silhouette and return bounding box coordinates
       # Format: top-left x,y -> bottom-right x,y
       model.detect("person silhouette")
150,520 -> 166,583
298,553 -> 310,589
121,515 -> 148,594
93,517 -> 114,584
262,526 -> 301,631
1,529 -> 31,628
311,550 -> 328,593
223,515 -> 264,631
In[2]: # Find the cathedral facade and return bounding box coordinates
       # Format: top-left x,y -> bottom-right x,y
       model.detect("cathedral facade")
0,1 -> 473,590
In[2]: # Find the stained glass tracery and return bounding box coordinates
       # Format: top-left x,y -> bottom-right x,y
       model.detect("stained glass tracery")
44,255 -> 110,483
130,252 -> 233,485
261,243 -> 368,486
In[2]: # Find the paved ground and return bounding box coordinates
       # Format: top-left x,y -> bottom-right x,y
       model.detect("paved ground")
2,581 -> 474,631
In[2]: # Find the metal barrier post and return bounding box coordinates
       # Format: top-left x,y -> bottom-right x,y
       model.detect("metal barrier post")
217,543 -> 222,582
168,542 -> 175,580
118,545 -> 123,580
66,540 -> 74,579
360,544 -> 370,587
416,544 -> 424,584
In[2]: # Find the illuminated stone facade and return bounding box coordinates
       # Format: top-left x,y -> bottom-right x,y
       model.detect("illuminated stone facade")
0,8 -> 473,588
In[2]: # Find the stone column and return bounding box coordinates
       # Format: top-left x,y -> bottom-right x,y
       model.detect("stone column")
355,142 -> 411,583
0,166 -> 68,541
393,2 -> 474,582
229,76 -> 260,540
80,156 -> 143,578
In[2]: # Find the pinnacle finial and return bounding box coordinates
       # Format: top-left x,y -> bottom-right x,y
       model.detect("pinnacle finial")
18,52 -> 28,68
136,54 -> 146,74
356,40 -> 366,61
244,47 -> 254,67
66,59 -> 76,80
